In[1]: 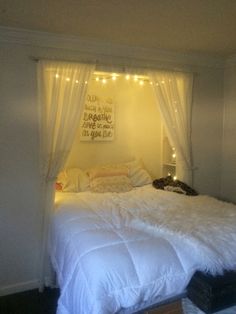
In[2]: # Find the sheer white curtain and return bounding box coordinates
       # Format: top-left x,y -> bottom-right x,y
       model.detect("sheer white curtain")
148,70 -> 194,185
37,60 -> 95,289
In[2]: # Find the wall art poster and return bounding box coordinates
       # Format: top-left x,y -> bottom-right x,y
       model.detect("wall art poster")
80,94 -> 115,141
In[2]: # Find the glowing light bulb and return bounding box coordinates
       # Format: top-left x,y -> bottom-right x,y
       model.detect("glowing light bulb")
150,81 -> 153,85
66,77 -> 70,82
55,74 -> 59,79
125,74 -> 130,80
102,78 -> 107,84
85,81 -> 88,84
75,80 -> 79,84
95,77 -> 99,82
112,75 -> 117,81
173,176 -> 177,181
139,80 -> 144,86
172,153 -> 176,159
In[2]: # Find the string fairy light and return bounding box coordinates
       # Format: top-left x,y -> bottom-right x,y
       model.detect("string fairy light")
53,71 -> 152,86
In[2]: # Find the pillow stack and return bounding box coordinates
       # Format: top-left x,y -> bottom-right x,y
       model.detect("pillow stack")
56,159 -> 152,193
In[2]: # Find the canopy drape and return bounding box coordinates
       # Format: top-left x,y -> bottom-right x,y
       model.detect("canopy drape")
148,71 -> 194,184
37,60 -> 95,289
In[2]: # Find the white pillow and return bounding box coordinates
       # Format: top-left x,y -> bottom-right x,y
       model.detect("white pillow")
57,168 -> 90,192
90,175 -> 133,193
125,159 -> 152,187
89,166 -> 129,180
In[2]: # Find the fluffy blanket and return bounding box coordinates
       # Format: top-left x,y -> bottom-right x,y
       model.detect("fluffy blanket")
52,185 -> 236,314
116,186 -> 236,274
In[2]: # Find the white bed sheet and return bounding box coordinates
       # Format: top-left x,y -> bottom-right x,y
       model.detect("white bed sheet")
50,185 -> 236,314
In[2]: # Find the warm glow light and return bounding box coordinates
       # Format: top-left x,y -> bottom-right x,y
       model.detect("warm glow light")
66,77 -> 70,82
90,72 -> 153,85
173,176 -> 177,181
172,153 -> 176,159
55,74 -> 59,79
75,80 -> 79,84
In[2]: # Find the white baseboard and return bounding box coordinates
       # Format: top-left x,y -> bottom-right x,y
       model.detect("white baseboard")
0,280 -> 39,297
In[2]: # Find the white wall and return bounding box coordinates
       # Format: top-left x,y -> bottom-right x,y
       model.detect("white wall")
0,44 -> 42,294
0,32 -> 225,295
191,68 -> 224,196
66,75 -> 163,179
221,62 -> 236,203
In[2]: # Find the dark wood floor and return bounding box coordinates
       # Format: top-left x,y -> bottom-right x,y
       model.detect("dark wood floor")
0,289 -> 183,314
0,288 -> 60,314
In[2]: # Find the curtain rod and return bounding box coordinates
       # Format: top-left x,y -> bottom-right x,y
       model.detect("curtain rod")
29,56 -> 196,75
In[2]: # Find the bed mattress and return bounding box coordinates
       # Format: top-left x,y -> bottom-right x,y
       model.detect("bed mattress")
50,185 -> 236,314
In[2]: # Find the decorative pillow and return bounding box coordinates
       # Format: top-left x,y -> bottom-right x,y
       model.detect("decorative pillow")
55,182 -> 63,191
153,175 -> 198,196
57,168 -> 90,192
90,175 -> 133,193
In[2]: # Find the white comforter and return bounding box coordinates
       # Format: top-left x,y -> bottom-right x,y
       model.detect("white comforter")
50,185 -> 236,314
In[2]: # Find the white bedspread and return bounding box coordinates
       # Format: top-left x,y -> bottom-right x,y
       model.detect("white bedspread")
50,185 -> 236,314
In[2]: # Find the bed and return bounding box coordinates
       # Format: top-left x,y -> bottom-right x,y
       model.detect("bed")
50,179 -> 236,314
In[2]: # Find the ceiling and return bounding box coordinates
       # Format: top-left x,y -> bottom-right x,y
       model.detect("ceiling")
1,0 -> 236,57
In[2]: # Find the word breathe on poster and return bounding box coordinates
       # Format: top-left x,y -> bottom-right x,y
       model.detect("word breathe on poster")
80,94 -> 115,141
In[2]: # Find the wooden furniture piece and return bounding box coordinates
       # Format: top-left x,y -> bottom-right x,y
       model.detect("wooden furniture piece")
187,270 -> 236,313
144,301 -> 183,314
